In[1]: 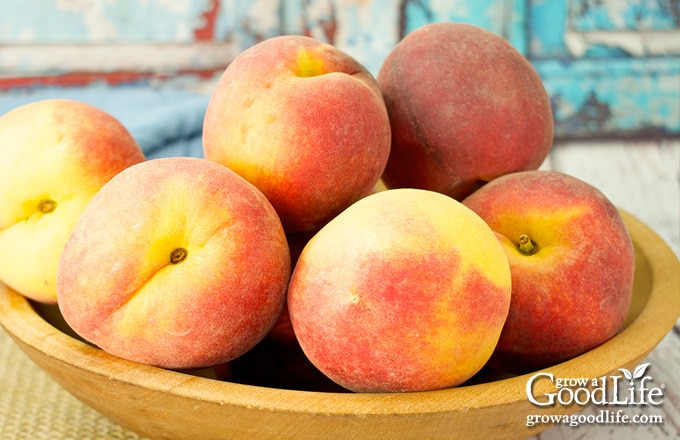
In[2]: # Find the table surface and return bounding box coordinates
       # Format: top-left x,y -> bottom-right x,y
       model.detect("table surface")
1,137 -> 678,440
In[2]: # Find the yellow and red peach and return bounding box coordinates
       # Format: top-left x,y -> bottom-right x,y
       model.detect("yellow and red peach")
203,35 -> 391,233
378,23 -> 554,200
0,99 -> 145,303
463,170 -> 635,373
287,188 -> 512,392
57,157 -> 291,370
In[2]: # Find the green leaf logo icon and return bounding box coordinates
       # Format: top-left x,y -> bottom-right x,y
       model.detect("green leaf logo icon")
618,363 -> 651,385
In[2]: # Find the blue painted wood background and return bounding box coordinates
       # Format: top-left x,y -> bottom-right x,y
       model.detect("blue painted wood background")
0,0 -> 678,139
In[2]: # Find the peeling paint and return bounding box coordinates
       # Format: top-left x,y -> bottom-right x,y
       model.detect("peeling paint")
193,0 -> 220,41
535,58 -> 680,138
569,0 -> 679,31
564,0 -> 680,57
214,0 -> 281,48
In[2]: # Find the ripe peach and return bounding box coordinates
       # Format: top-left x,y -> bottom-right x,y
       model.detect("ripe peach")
0,99 -> 145,303
377,22 -> 553,200
57,157 -> 291,370
463,170 -> 635,373
287,188 -> 512,392
203,35 -> 391,233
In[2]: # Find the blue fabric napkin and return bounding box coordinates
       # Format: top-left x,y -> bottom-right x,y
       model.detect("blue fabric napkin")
0,84 -> 210,159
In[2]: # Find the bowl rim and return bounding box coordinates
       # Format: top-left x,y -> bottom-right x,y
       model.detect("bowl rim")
1,209 -> 679,417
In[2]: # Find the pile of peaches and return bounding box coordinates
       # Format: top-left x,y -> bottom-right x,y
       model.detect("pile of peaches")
0,23 -> 634,393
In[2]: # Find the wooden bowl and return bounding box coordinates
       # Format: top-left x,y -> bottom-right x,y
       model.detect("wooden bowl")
1,210 -> 678,440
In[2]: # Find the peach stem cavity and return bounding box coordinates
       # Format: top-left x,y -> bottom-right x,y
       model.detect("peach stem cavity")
38,199 -> 57,214
170,248 -> 188,264
518,234 -> 537,255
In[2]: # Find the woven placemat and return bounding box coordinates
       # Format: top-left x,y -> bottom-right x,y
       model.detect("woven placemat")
0,327 -> 144,440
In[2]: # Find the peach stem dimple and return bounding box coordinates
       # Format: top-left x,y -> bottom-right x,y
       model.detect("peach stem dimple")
295,47 -> 325,77
518,234 -> 537,255
170,248 -> 188,264
38,199 -> 57,214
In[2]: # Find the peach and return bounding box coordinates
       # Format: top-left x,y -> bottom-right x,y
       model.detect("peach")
0,99 -> 145,303
462,170 -> 635,373
287,188 -> 512,392
57,157 -> 291,370
377,23 -> 554,200
203,35 -> 391,233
